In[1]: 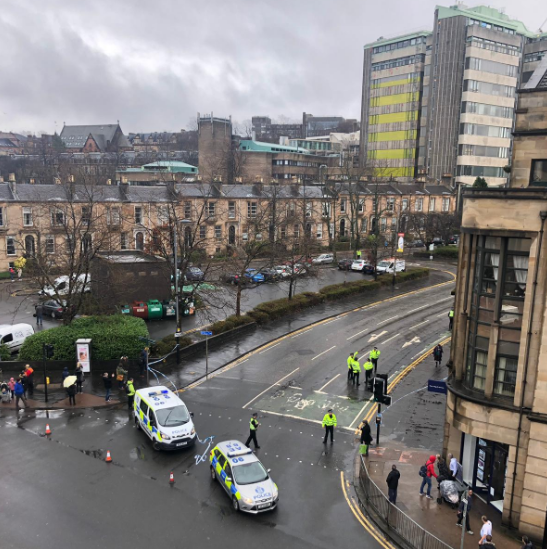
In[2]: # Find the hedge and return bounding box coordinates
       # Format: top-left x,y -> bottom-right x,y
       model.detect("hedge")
0,271 -> 11,280
207,267 -> 430,334
432,246 -> 459,259
19,315 -> 149,361
0,343 -> 10,361
151,334 -> 192,357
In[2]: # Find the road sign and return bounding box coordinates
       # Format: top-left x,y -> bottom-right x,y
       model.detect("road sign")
428,380 -> 447,394
201,331 -> 213,336
174,333 -> 184,338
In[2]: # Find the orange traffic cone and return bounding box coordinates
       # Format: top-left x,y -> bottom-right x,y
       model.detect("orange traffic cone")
105,450 -> 112,463
169,472 -> 175,485
45,424 -> 52,435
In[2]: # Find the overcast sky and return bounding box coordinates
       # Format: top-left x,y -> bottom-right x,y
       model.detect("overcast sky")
0,0 -> 544,135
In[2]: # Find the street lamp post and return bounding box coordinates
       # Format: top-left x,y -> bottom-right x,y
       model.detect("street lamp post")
174,219 -> 192,365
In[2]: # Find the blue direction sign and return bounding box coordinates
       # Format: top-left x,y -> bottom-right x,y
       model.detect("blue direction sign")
201,331 -> 213,336
428,380 -> 447,394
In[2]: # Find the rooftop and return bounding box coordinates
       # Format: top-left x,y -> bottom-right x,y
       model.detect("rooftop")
364,31 -> 431,50
238,140 -> 311,154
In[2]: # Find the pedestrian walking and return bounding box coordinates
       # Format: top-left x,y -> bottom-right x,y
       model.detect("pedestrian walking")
433,344 -> 443,367
448,453 -> 464,482
448,308 -> 454,330
360,419 -> 372,456
386,465 -> 401,504
116,358 -> 128,390
17,268 -> 22,280
245,412 -> 260,449
14,379 -> 26,409
24,364 -> 34,396
370,346 -> 380,374
66,382 -> 76,406
20,374 -> 28,398
521,536 -> 533,549
75,362 -> 84,393
139,347 -> 149,378
35,303 -> 44,326
126,377 -> 135,410
364,359 -> 374,390
479,516 -> 493,545
322,409 -> 337,444
61,366 -> 70,382
419,455 -> 438,499
8,377 -> 15,400
103,372 -> 113,402
9,267 -> 15,281
482,536 -> 496,549
352,357 -> 361,386
456,489 -> 474,535
347,352 -> 356,382
356,250 -> 362,260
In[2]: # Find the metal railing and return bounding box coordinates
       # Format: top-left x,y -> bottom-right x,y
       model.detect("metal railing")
358,456 -> 454,549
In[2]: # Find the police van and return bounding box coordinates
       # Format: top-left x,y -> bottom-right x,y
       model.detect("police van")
133,386 -> 196,451
210,440 -> 279,514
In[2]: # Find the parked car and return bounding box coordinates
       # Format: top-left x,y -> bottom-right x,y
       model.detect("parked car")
42,299 -> 66,319
312,254 -> 334,265
360,263 -> 375,275
448,235 -> 459,245
184,266 -> 204,282
0,323 -> 35,354
427,238 -> 445,248
274,265 -> 292,279
225,273 -> 245,285
376,259 -> 406,274
40,274 -> 91,297
259,268 -> 279,282
244,268 -> 265,283
338,258 -> 353,271
292,263 -> 308,275
406,239 -> 425,248
351,260 -> 369,272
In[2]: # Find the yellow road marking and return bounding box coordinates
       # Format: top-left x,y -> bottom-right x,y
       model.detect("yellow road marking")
340,471 -> 395,549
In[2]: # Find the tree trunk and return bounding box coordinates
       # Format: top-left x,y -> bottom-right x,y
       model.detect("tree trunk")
235,283 -> 242,316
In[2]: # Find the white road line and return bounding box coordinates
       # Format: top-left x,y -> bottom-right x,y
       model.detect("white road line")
286,386 -> 302,390
259,409 -> 355,433
409,320 -> 429,331
311,345 -> 337,361
239,358 -> 249,364
347,328 -> 368,340
291,329 -> 312,339
318,373 -> 341,392
436,312 -> 447,317
377,315 -> 398,327
348,395 -> 375,429
259,342 -> 282,354
242,367 -> 300,409
379,333 -> 400,345
324,317 -> 341,325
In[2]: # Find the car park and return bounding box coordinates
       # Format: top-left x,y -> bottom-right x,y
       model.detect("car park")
292,263 -> 308,275
376,259 -> 406,274
210,440 -> 278,514
134,386 -> 196,451
259,268 -> 278,282
42,299 -> 65,319
360,263 -> 375,275
312,254 -> 334,265
244,268 -> 265,283
351,259 -> 369,272
427,238 -> 445,248
184,266 -> 205,281
225,273 -> 243,285
40,274 -> 91,297
274,265 -> 291,279
406,239 -> 425,248
338,258 -> 353,271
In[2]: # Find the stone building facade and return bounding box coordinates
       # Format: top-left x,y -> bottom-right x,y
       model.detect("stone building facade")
444,60 -> 547,538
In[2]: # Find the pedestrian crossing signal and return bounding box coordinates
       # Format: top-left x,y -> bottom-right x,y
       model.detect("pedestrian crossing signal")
373,374 -> 389,403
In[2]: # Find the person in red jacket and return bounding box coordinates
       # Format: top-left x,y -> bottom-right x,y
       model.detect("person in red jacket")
419,455 -> 438,499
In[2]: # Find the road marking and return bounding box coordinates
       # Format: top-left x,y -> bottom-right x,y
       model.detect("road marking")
348,395 -> 375,429
324,317 -> 341,325
340,472 -> 395,549
259,342 -> 282,354
242,367 -> 300,409
260,409 -> 355,433
291,329 -> 312,338
311,345 -> 336,361
318,374 -> 341,392
402,336 -> 421,348
378,332 -> 400,345
347,328 -> 369,340
377,315 -> 398,327
240,358 -> 249,364
409,319 -> 429,330
368,330 -> 388,343
436,311 -> 448,317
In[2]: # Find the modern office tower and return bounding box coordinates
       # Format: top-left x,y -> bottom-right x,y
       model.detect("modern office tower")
361,4 -> 547,187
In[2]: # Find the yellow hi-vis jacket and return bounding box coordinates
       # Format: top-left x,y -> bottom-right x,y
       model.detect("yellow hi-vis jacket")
347,355 -> 354,370
322,413 -> 337,427
449,309 -> 454,318
364,360 -> 374,372
352,360 -> 361,373
370,349 -> 380,360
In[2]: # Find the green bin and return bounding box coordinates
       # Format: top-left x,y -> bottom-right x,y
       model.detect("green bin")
147,299 -> 163,320
120,304 -> 131,315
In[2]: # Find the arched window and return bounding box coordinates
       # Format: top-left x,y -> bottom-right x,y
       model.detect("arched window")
228,225 -> 236,245
135,231 -> 144,251
25,235 -> 35,257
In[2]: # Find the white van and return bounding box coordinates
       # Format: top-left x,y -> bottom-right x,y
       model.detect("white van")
0,323 -> 35,353
40,274 -> 91,297
376,259 -> 406,274
134,386 -> 197,451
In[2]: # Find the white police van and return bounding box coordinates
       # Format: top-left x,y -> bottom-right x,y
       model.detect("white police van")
133,386 -> 196,451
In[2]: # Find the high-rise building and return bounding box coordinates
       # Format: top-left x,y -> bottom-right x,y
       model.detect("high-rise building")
360,4 -> 547,187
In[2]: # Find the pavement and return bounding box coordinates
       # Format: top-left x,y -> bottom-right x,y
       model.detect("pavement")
1,391 -> 120,410
0,262 -> 458,549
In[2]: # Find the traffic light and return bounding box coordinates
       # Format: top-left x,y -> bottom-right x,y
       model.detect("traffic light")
373,374 -> 389,404
44,344 -> 54,359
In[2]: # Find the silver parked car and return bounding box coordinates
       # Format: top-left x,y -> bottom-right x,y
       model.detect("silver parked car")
312,254 -> 334,265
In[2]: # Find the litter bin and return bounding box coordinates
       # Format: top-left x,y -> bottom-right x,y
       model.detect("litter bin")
132,301 -> 148,319
120,304 -> 131,315
162,300 -> 176,318
147,299 -> 163,320
180,296 -> 196,316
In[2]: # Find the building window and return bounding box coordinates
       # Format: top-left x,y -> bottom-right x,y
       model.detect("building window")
51,208 -> 65,226
305,202 -> 312,218
415,198 -> 423,212
108,207 -> 121,226
120,232 -> 128,250
322,202 -> 331,217
214,225 -> 222,240
134,207 -> 143,225
316,223 -> 323,239
340,198 -> 346,213
135,231 -> 144,251
294,224 -> 300,238
358,199 -> 364,213
494,357 -> 518,397
199,225 -> 207,240
6,236 -> 16,256
23,207 -> 33,227
207,202 -> 216,217
442,198 -> 450,212
81,206 -> 91,225
0,207 -> 4,226
402,199 -> 408,211
386,197 -> 395,211
429,198 -> 436,212
184,202 -> 192,219
228,202 -> 236,219
247,202 -> 257,218
81,233 -> 92,254
361,218 -> 368,233
530,159 -> 547,186
158,206 -> 169,225
280,226 -> 286,239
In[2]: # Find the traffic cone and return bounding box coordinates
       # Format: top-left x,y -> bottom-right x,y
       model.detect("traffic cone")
169,471 -> 175,485
45,424 -> 51,435
105,450 -> 112,463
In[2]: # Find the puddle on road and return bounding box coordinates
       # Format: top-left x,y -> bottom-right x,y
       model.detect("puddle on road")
129,446 -> 147,461
80,448 -> 105,459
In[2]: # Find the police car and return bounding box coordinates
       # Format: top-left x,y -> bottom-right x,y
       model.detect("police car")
134,386 -> 196,451
210,440 -> 279,514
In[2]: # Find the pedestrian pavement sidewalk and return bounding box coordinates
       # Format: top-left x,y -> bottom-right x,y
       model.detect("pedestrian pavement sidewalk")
363,442 -> 521,549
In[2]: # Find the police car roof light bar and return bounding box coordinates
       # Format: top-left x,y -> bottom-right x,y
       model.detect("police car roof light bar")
227,448 -> 253,458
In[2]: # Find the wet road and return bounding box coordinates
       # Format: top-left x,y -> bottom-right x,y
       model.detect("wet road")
0,267 -> 455,549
